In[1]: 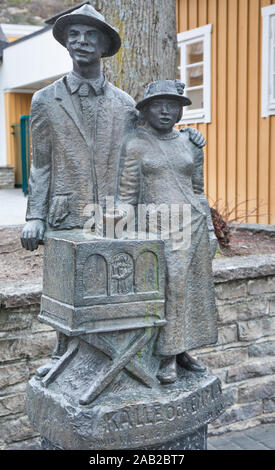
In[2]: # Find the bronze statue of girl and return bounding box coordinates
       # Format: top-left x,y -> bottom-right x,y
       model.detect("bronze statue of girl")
117,80 -> 218,384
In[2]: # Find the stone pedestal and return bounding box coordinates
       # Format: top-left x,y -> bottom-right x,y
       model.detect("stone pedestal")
25,231 -> 225,450
27,369 -> 223,450
40,426 -> 208,450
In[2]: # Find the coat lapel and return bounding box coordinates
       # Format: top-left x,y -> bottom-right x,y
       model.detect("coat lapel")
54,77 -> 87,143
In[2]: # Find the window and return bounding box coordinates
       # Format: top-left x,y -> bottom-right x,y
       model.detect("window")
261,5 -> 275,117
177,24 -> 212,124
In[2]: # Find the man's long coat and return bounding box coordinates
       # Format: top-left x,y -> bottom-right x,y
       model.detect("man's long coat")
26,76 -> 136,229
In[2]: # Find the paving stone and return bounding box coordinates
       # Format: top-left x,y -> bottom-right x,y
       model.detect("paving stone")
208,435 -> 243,450
207,442 -> 216,450
208,424 -> 275,450
230,433 -> 270,450
246,423 -> 275,449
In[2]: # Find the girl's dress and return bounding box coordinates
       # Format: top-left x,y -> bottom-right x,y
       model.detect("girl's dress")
117,127 -> 217,355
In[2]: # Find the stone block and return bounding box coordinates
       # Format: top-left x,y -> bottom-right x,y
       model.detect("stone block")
269,297 -> 275,314
209,369 -> 227,383
0,363 -> 29,391
238,319 -> 263,342
211,402 -> 263,427
217,324 -> 238,345
262,316 -> 275,336
215,281 -> 247,300
221,386 -> 238,408
0,332 -> 56,363
1,436 -> 41,450
217,298 -> 269,324
226,358 -> 275,383
263,397 -> 275,413
248,277 -> 275,295
238,377 -> 275,403
0,312 -> 32,334
0,415 -> 38,443
31,319 -> 54,333
200,348 -> 248,369
248,339 -> 275,357
0,280 -> 42,309
0,393 -> 25,417
213,254 -> 275,283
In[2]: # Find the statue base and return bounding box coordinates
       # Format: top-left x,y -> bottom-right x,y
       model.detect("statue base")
41,425 -> 207,450
25,232 -> 224,450
26,347 -> 224,450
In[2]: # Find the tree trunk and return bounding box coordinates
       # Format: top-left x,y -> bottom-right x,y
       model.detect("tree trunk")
93,0 -> 177,101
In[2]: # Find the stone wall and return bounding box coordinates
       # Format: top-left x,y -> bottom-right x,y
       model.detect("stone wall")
0,279 -> 55,450
0,254 -> 275,449
0,166 -> 14,189
197,254 -> 275,436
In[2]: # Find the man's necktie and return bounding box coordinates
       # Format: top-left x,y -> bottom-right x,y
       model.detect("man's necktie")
78,83 -> 98,204
78,83 -> 96,146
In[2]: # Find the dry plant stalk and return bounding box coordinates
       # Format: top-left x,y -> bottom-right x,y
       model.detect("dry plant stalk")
210,199 -> 269,248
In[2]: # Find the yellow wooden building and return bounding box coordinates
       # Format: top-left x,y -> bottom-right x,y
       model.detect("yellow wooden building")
176,0 -> 275,224
1,0 -> 275,224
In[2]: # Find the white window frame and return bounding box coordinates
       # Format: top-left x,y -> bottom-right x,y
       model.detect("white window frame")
261,5 -> 275,117
177,24 -> 212,124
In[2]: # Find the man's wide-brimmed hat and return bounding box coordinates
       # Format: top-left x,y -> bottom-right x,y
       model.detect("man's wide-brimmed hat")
136,80 -> 192,110
53,4 -> 121,57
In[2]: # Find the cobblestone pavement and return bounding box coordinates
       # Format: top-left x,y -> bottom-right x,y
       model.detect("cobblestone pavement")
208,423 -> 275,450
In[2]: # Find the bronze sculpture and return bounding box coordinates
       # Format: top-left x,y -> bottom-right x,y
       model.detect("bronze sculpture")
21,4 -> 136,251
22,4 -> 224,450
117,80 -> 218,383
20,4 -> 137,378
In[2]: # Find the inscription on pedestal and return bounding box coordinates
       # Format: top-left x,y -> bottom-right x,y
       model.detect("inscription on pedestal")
102,380 -> 222,436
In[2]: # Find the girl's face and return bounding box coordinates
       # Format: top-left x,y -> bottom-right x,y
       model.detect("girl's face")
144,98 -> 182,133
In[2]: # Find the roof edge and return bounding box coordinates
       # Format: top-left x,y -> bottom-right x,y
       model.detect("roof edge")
3,25 -> 52,50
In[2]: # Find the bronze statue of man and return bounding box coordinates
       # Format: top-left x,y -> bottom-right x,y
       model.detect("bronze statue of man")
20,4 -> 137,378
21,4 -> 136,251
20,4 -> 208,379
